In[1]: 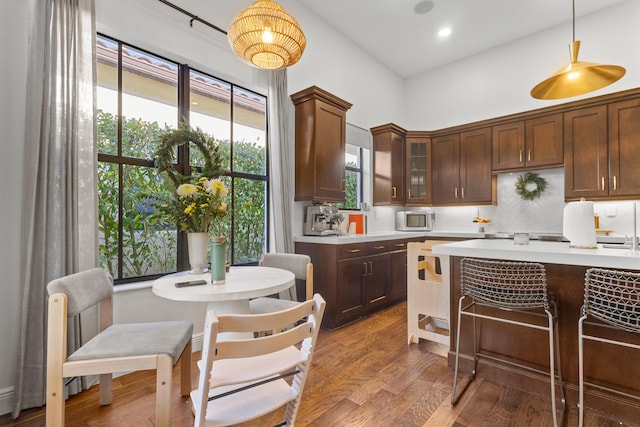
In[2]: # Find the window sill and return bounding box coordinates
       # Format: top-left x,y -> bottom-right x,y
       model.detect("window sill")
113,279 -> 154,293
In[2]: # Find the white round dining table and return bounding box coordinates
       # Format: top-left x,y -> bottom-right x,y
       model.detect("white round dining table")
152,266 -> 295,315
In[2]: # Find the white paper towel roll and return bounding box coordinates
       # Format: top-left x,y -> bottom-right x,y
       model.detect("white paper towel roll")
563,201 -> 597,248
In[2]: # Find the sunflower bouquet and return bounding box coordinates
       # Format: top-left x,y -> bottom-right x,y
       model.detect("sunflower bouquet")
166,177 -> 228,234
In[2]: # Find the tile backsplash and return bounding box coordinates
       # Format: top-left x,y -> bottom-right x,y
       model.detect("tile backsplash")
362,167 -> 640,239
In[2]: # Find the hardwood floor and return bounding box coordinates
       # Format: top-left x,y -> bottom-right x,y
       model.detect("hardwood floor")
1,301 -> 636,426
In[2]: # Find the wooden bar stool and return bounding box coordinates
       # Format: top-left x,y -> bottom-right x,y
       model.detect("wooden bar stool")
452,258 -> 565,427
578,268 -> 640,427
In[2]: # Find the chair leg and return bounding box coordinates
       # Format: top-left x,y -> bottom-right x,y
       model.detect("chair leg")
452,297 -> 476,405
545,310 -> 559,427
156,353 -> 173,427
180,340 -> 192,396
46,371 -> 65,426
553,314 -> 565,426
578,315 -> 586,427
99,373 -> 113,405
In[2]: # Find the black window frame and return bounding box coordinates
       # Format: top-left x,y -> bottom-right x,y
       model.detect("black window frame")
96,33 -> 270,284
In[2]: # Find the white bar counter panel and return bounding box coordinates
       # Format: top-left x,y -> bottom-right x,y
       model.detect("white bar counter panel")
432,239 -> 640,270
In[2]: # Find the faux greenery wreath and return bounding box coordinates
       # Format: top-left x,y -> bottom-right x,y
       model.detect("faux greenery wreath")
153,123 -> 228,233
514,172 -> 547,201
155,122 -> 224,189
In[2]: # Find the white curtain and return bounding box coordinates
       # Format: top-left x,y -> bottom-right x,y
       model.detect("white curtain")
267,69 -> 295,254
13,0 -> 98,416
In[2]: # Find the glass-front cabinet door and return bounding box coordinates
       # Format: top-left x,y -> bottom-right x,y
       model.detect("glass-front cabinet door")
405,132 -> 431,205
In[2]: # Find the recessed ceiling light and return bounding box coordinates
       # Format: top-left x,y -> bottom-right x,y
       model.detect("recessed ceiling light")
438,27 -> 452,39
414,0 -> 434,15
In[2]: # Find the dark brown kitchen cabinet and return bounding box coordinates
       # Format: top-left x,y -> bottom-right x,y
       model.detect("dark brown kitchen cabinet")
388,240 -> 410,302
363,250 -> 390,311
492,114 -> 563,171
492,121 -> 524,171
565,101 -> 640,201
295,238 -> 414,329
564,105 -> 608,199
371,123 -> 406,206
608,98 -> 640,198
336,256 -> 365,322
405,131 -> 431,205
431,133 -> 459,204
432,128 -> 493,205
291,86 -> 352,203
525,114 -> 564,168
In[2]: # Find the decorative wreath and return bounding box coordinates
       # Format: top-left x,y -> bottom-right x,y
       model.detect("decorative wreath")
514,172 -> 547,201
155,122 -> 224,189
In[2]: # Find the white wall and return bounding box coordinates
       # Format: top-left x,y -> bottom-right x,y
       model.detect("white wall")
2,0 -> 639,416
404,0 -> 640,130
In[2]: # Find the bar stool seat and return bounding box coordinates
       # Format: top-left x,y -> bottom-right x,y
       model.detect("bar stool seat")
578,267 -> 640,427
452,258 -> 565,427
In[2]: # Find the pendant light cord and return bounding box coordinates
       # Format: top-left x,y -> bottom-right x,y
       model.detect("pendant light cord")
572,0 -> 576,42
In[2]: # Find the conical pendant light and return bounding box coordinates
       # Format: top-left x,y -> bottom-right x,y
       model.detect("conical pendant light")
228,0 -> 306,70
530,0 -> 625,100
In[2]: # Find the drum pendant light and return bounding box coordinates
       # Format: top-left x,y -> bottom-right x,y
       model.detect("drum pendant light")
228,0 -> 306,70
530,0 -> 625,100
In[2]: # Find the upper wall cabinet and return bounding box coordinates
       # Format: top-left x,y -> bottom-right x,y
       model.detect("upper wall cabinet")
564,105 -> 608,200
371,123 -> 406,206
565,100 -> 640,200
432,127 -> 494,205
291,86 -> 352,203
405,131 -> 431,206
492,113 -> 563,172
608,98 -> 640,198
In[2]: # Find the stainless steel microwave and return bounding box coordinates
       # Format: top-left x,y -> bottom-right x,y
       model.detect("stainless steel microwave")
395,210 -> 435,231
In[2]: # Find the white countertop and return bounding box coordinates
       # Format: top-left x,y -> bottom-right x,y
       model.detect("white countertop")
294,230 -> 484,244
432,239 -> 640,270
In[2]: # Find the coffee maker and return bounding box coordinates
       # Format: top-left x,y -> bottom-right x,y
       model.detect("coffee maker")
303,205 -> 341,236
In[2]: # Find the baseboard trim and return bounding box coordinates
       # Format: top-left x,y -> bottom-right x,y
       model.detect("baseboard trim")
191,332 -> 203,352
0,386 -> 14,417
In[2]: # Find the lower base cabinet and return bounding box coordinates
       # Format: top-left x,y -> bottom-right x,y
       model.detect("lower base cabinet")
296,238 -> 418,329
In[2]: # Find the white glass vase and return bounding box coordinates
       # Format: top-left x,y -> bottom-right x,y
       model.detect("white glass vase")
187,232 -> 209,274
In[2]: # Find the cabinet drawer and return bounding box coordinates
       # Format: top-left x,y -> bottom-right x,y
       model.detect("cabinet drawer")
337,243 -> 367,259
387,239 -> 410,252
367,241 -> 390,255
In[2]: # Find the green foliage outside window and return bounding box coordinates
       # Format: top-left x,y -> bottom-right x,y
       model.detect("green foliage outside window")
97,111 -> 267,280
334,160 -> 361,210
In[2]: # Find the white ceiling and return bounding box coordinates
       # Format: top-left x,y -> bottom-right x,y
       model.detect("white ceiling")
296,0 -> 626,79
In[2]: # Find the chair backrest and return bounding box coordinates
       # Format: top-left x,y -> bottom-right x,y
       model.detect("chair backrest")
260,253 -> 313,301
584,267 -> 640,333
47,267 -> 113,317
460,258 -> 549,310
193,293 -> 326,427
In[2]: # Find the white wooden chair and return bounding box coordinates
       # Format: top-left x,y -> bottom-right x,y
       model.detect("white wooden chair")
46,268 -> 193,427
249,253 -> 313,314
191,293 -> 326,427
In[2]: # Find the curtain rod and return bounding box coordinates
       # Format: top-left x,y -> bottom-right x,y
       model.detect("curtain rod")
157,0 -> 227,35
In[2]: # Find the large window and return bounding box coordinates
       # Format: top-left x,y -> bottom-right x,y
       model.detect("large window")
336,123 -> 370,210
96,34 -> 268,283
337,143 -> 363,210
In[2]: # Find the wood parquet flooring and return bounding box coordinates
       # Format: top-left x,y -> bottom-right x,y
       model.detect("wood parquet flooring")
1,301 -> 636,426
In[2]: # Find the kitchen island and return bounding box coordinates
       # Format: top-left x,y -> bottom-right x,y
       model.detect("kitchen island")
433,239 -> 640,422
